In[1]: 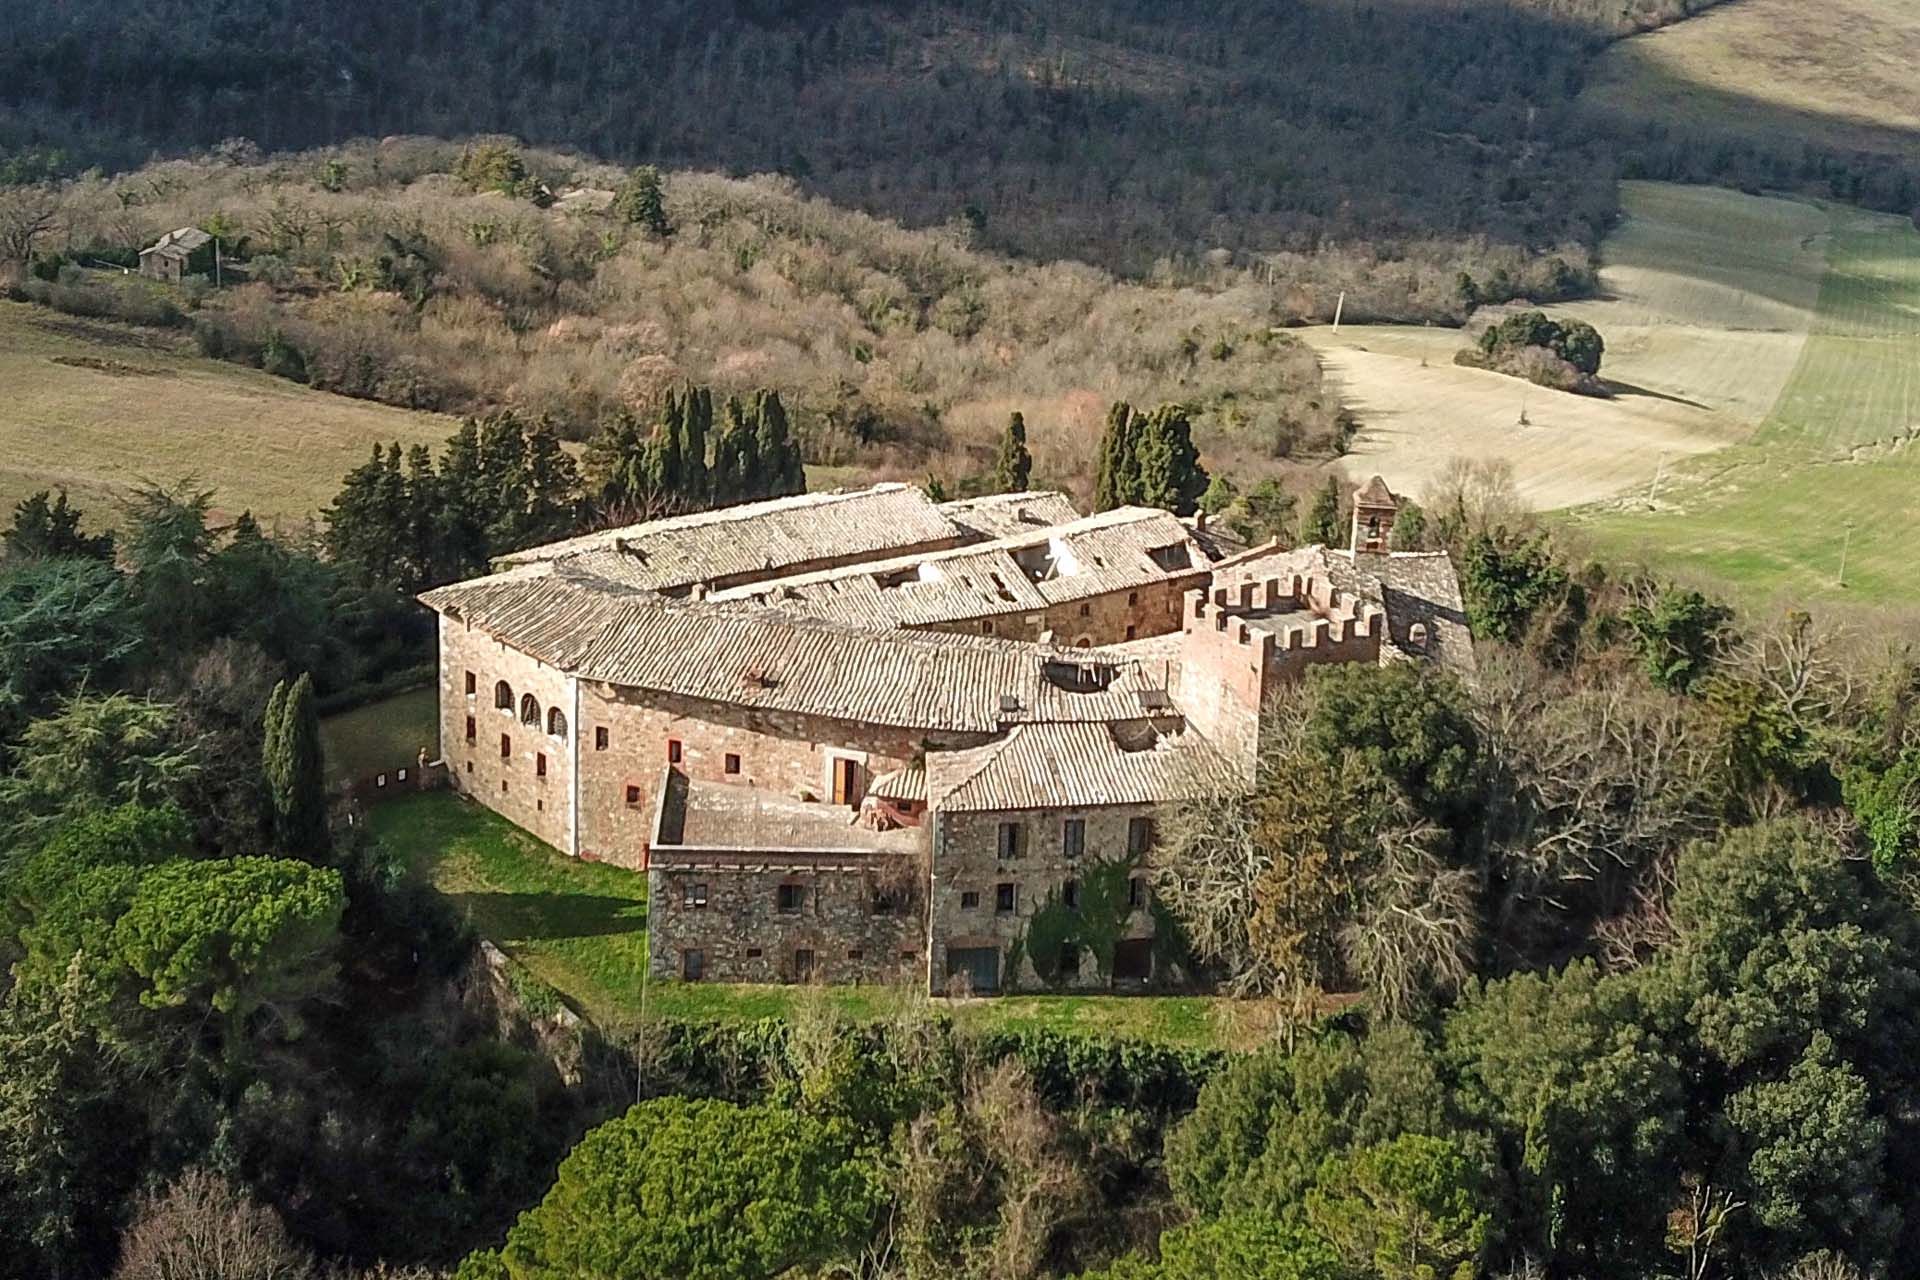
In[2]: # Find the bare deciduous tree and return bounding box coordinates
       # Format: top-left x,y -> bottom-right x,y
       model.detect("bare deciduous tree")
113,1169 -> 312,1280
0,185 -> 60,277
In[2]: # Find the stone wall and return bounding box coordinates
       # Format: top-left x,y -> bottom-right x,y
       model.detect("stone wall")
916,575 -> 1201,649
929,805 -> 1158,994
648,857 -> 925,984
438,614 -> 578,852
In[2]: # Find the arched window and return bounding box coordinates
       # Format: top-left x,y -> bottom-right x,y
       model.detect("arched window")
547,707 -> 568,738
520,693 -> 541,727
494,680 -> 513,711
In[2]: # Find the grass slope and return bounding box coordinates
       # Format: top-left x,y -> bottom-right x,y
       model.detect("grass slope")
1585,0 -> 1920,164
320,687 -> 438,784
0,300 -> 451,524
369,790 -> 1234,1049
1575,204 -> 1920,605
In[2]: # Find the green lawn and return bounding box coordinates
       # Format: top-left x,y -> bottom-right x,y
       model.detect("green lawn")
367,789 -> 1238,1048
1573,211 -> 1920,608
322,687 -> 440,784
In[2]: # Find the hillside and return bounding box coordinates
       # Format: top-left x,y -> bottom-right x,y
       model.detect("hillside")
12,140 -> 1348,508
0,0 -> 1729,319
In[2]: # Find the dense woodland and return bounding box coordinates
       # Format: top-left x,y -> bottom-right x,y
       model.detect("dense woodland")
0,0 -> 1725,315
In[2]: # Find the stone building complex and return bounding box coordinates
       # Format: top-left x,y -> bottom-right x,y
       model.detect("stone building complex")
420,479 -> 1471,994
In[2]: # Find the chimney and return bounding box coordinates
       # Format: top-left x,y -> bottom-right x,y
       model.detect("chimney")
1194,509 -> 1209,532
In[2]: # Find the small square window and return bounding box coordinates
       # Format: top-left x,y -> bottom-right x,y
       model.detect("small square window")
847,949 -> 863,961
536,752 -> 547,778
464,671 -> 477,696
900,949 -> 916,961
960,890 -> 981,910
625,784 -> 642,806
1078,602 -> 1091,617
1062,818 -> 1085,859
595,726 -> 609,751
1124,624 -> 1138,641
997,821 -> 1025,860
778,883 -> 804,913
465,715 -> 476,742
1128,816 -> 1155,855
1127,590 -> 1139,605
667,739 -> 683,764
996,882 -> 1017,914
682,949 -> 705,981
683,882 -> 708,909
500,733 -> 512,759
724,752 -> 741,775
464,760 -> 473,773
746,947 -> 763,959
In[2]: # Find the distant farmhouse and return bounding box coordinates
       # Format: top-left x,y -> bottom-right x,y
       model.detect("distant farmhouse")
420,479 -> 1470,994
138,227 -> 213,283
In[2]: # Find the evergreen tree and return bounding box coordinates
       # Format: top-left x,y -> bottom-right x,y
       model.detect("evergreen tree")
655,389 -> 685,501
992,412 -> 1033,493
435,420 -> 493,582
613,164 -> 672,238
519,418 -> 581,547
260,679 -> 287,842
4,489 -> 114,562
402,444 -> 441,594
262,673 -> 327,859
1093,402 -> 1140,511
1300,477 -> 1344,546
1133,404 -> 1208,515
753,390 -> 804,499
681,386 -> 710,505
712,397 -> 751,504
582,412 -> 651,511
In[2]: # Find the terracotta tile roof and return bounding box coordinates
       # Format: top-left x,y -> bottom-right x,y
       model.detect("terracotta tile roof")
658,773 -> 921,855
868,762 -> 928,803
143,227 -> 212,257
710,507 -> 1213,629
421,572 -> 1176,732
496,484 -> 964,592
938,491 -> 1083,540
927,721 -> 1236,813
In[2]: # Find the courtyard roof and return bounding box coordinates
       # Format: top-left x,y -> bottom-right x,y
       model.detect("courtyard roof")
926,720 -> 1235,813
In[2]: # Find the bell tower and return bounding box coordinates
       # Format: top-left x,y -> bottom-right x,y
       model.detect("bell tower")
1351,475 -> 1398,553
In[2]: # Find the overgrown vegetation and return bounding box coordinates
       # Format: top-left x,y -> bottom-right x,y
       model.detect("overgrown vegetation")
1455,309 -> 1608,394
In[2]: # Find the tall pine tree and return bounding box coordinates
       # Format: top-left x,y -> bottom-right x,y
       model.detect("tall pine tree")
993,412 -> 1033,493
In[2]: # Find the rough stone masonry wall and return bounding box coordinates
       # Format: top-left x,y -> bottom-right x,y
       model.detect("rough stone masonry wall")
930,805 -> 1157,993
575,683 -> 986,868
648,862 -> 924,984
917,575 -> 1202,649
438,614 -> 577,852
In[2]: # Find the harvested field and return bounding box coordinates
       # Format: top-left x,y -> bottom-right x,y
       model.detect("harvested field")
0,300 -> 452,526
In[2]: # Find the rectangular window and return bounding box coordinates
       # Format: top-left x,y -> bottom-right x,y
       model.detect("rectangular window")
793,948 -> 816,982
465,715 -> 476,742
535,752 -> 547,778
1060,944 -> 1082,977
981,620 -> 995,635
464,671 -> 477,696
997,821 -> 1025,860
1124,624 -> 1138,641
960,890 -> 981,910
682,949 -> 705,981
500,733 -> 512,759
1062,818 -> 1085,859
625,784 -> 642,806
847,949 -> 863,962
464,760 -> 473,774
595,726 -> 609,751
683,882 -> 708,909
1128,816 -> 1155,855
996,882 -> 1017,914
1127,590 -> 1139,606
778,883 -> 804,913
667,739 -> 683,764
746,947 -> 763,959
1078,603 -> 1091,617
724,752 -> 741,775
1129,877 -> 1147,909
1063,878 -> 1080,910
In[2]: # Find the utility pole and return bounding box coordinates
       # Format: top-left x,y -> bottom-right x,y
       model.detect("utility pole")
1648,455 -> 1665,507
1837,521 -> 1854,588
1331,290 -> 1346,334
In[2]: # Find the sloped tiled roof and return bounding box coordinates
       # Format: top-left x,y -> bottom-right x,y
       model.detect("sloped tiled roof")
1355,474 -> 1397,506
143,227 -> 212,257
710,507 -> 1212,629
496,484 -> 964,591
927,721 -> 1235,812
421,572 -> 1176,733
938,491 -> 1083,540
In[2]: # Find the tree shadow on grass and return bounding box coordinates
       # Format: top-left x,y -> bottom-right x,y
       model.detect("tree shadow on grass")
446,891 -> 647,942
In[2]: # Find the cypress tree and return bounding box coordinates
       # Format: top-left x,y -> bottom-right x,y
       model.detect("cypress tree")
520,417 -> 581,544
1094,402 -> 1143,511
753,390 -> 804,499
261,678 -> 288,842
655,390 -> 685,501
1300,477 -> 1344,547
993,411 -> 1033,493
278,673 -> 328,858
1134,404 -> 1208,515
682,385 -> 710,505
712,397 -> 749,504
